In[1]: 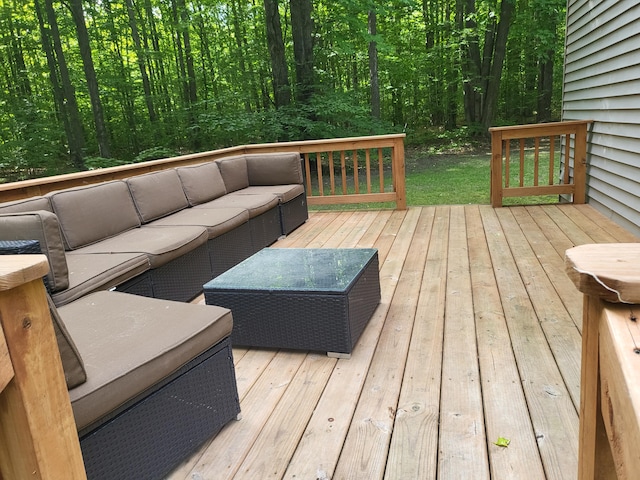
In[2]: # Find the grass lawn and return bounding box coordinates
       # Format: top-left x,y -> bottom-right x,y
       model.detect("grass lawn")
309,145 -> 559,210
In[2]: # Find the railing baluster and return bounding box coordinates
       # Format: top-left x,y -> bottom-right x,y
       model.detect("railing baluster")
316,152 -> 324,196
519,138 -> 525,187
340,150 -> 347,194
353,150 -> 359,194
304,153 -> 312,193
505,140 -> 511,188
534,137 -> 540,186
549,136 -> 555,185
378,148 -> 384,193
563,133 -> 571,185
328,151 -> 335,195
365,149 -> 372,194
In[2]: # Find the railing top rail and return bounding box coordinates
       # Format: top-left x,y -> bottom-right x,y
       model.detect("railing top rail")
489,120 -> 593,140
488,120 -> 593,133
246,133 -> 406,148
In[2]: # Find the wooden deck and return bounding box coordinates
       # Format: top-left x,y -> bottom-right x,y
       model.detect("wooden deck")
169,204 -> 638,480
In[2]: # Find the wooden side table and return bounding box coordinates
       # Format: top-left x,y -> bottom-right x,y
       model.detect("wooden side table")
566,243 -> 640,480
0,255 -> 86,479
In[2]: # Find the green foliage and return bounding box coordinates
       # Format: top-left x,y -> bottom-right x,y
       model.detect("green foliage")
0,0 -> 567,181
133,147 -> 180,163
84,157 -> 127,169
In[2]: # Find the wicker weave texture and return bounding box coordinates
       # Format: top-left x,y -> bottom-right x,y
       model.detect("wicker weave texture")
80,337 -> 240,480
209,222 -> 256,278
249,207 -> 282,250
150,243 -> 211,302
115,271 -> 154,298
205,254 -> 380,355
279,192 -> 308,235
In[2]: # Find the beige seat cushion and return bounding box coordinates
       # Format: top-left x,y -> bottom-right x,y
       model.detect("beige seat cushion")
232,184 -> 305,203
52,252 -> 150,306
0,211 -> 69,292
195,192 -> 279,218
126,169 -> 189,223
63,291 -> 233,430
176,162 -> 227,206
47,181 -> 141,250
148,207 -> 249,239
70,225 -> 208,268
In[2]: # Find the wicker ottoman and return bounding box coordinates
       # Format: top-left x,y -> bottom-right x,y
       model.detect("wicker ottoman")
204,248 -> 380,357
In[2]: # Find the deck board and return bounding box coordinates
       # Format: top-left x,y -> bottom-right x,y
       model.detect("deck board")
169,204 -> 638,480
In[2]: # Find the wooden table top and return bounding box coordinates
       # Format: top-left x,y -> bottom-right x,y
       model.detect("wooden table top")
566,243 -> 640,303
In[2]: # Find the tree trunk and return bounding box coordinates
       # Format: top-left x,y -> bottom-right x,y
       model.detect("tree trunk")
230,0 -> 252,112
480,0 -> 514,131
537,53 -> 554,122
458,0 -> 482,127
459,0 -> 514,132
290,0 -> 314,104
41,0 -> 86,170
264,0 -> 291,108
124,0 -> 157,123
368,10 -> 380,120
68,0 -> 111,158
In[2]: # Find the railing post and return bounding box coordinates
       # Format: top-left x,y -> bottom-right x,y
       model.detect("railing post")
0,256 -> 86,480
573,122 -> 588,204
393,137 -> 407,210
565,244 -> 640,480
490,129 -> 504,208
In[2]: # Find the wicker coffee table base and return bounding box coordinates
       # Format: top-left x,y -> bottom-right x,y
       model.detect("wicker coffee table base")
204,249 -> 380,357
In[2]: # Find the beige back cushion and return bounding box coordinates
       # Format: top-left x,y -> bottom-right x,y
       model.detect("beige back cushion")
47,181 -> 141,250
47,294 -> 87,389
0,211 -> 69,292
217,156 -> 249,192
176,162 -> 227,206
245,153 -> 304,185
126,169 -> 189,223
0,196 -> 53,213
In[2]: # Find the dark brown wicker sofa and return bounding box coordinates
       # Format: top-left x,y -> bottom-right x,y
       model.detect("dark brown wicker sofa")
0,152 -> 308,304
0,152 -> 308,479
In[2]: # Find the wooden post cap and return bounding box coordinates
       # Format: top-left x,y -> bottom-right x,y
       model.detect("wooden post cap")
0,255 -> 49,292
565,243 -> 640,303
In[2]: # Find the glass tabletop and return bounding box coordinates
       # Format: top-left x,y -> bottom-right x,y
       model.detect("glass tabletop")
204,248 -> 378,293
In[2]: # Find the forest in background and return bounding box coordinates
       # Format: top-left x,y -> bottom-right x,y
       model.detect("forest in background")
0,0 -> 566,179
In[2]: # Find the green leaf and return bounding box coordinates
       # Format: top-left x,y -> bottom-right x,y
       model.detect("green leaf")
494,437 -> 510,447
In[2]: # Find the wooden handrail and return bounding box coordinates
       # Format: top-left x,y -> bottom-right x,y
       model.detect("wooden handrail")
489,121 -> 592,207
0,255 -> 87,479
0,134 -> 407,210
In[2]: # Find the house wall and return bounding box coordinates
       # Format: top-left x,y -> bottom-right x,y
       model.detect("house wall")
563,0 -> 640,236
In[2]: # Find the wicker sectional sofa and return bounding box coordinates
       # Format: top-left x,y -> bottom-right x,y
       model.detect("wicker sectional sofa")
0,152 -> 308,479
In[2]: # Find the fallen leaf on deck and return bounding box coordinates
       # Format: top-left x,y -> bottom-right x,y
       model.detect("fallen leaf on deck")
494,437 -> 510,447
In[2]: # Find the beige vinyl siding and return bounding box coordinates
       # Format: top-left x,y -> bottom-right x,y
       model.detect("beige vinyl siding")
563,0 -> 640,235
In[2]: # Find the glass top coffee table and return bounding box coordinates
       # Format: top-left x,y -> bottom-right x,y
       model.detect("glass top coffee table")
203,248 -> 380,357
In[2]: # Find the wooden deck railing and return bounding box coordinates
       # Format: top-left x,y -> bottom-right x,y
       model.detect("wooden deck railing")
489,120 -> 592,207
0,134 -> 407,210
